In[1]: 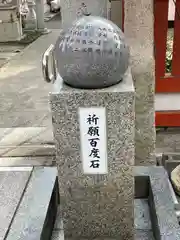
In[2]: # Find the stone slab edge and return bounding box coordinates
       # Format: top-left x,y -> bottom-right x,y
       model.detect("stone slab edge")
0,156 -> 56,167
134,166 -> 180,240
6,167 -> 59,240
0,167 -> 33,240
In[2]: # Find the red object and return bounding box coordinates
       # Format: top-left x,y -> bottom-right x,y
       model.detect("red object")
154,0 -> 180,126
156,111 -> 180,127
171,0 -> 180,76
122,0 -> 180,126
122,0 -> 124,32
156,76 -> 180,92
155,0 -> 180,93
154,0 -> 169,92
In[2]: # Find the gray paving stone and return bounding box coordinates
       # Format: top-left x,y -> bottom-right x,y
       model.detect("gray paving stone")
0,111 -> 51,128
54,207 -> 63,230
135,230 -> 155,240
0,144 -> 55,157
6,167 -> 59,240
134,199 -> 152,230
156,131 -> 180,153
27,128 -> 54,144
0,127 -> 48,146
0,167 -> 32,239
0,156 -> 56,166
0,128 -> 13,141
51,230 -> 64,240
0,30 -> 59,128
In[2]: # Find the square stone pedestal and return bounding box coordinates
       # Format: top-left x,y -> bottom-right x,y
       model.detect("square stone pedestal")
49,69 -> 135,239
0,7 -> 23,42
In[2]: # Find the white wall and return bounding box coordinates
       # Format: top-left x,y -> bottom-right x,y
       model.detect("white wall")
168,0 -> 175,21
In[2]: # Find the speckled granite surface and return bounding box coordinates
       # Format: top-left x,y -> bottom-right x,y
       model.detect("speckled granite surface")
51,199 -> 155,240
0,167 -> 32,240
51,166 -> 180,240
50,69 -> 135,239
156,129 -> 180,153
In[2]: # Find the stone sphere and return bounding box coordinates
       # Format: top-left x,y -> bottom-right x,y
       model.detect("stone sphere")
54,16 -> 130,89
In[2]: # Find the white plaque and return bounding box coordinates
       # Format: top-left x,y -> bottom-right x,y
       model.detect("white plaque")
79,107 -> 108,174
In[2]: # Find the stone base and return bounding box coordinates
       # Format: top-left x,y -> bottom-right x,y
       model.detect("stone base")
135,166 -> 180,239
49,69 -> 135,239
51,166 -> 180,240
0,21 -> 23,42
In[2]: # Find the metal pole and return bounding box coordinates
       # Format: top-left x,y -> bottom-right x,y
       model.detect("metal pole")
36,0 -> 50,33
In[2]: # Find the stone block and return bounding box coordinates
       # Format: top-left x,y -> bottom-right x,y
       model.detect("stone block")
134,199 -> 152,230
0,127 -> 50,146
135,230 -> 155,240
0,21 -> 23,42
51,230 -> 64,240
0,167 -> 59,240
6,167 -> 59,240
156,131 -> 180,153
49,69 -> 135,239
0,8 -> 18,21
0,0 -> 19,7
0,156 -> 56,166
0,144 -> 55,157
158,152 -> 180,174
0,127 -> 54,158
134,166 -> 180,240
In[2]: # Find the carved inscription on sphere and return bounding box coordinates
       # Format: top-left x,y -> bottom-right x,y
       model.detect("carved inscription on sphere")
58,23 -> 126,57
54,16 -> 129,89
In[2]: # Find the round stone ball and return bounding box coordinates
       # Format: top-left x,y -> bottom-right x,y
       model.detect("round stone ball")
54,16 -> 130,89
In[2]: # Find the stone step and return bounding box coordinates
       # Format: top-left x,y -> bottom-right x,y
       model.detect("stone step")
0,127 -> 54,146
0,144 -> 55,157
0,166 -> 59,240
0,127 -> 55,159
0,156 -> 56,166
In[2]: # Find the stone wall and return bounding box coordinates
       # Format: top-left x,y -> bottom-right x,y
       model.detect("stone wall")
124,0 -> 156,165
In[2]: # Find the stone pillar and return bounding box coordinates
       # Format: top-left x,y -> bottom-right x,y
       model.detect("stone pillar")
24,0 -> 37,31
0,0 -> 23,42
36,0 -> 49,33
124,0 -> 156,165
60,0 -> 108,30
49,69 -> 135,239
